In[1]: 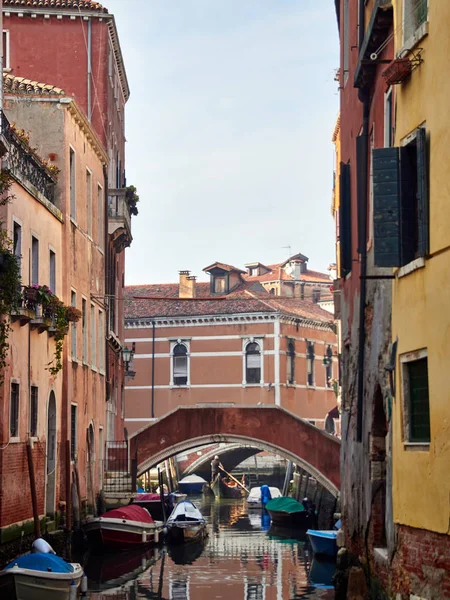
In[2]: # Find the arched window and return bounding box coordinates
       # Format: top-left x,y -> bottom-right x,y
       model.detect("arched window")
306,341 -> 315,386
173,343 -> 188,386
325,345 -> 333,386
286,339 -> 295,385
245,342 -> 261,384
270,288 -> 275,295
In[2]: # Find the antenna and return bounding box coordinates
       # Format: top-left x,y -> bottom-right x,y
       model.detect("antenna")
282,245 -> 292,257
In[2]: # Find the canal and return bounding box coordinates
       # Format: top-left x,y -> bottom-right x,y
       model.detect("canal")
84,496 -> 335,599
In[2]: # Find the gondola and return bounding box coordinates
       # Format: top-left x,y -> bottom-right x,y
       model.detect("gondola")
165,500 -> 207,544
210,474 -> 245,499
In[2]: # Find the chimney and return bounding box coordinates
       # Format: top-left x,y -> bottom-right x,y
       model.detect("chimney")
179,271 -> 197,298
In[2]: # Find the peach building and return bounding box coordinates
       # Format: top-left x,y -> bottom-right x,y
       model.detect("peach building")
124,263 -> 339,437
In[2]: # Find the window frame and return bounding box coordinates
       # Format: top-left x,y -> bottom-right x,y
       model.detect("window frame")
70,403 -> 78,462
243,339 -> 263,386
86,167 -> 93,238
30,385 -> 38,438
98,309 -> 105,373
49,248 -> 56,295
400,348 -> 430,447
325,345 -> 333,387
3,30 -> 10,70
97,183 -> 104,250
82,297 -> 88,365
170,340 -> 190,387
71,290 -> 77,361
384,88 -> 393,149
13,218 -> 22,276
402,0 -> 428,45
306,341 -> 315,387
286,338 -> 295,385
69,146 -> 76,221
90,303 -> 96,369
10,381 -> 20,440
31,234 -> 39,286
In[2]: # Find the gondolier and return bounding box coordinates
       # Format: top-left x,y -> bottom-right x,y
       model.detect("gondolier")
211,455 -> 223,483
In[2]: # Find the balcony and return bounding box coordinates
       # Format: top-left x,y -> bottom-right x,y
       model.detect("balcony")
108,188 -> 132,252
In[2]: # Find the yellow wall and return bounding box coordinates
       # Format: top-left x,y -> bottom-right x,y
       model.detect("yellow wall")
392,0 -> 450,535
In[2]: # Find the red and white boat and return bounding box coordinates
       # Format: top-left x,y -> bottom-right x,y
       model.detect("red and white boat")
83,505 -> 164,551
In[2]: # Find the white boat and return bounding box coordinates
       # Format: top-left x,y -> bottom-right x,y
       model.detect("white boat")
247,486 -> 282,508
178,474 -> 208,493
166,500 -> 207,544
0,550 -> 83,600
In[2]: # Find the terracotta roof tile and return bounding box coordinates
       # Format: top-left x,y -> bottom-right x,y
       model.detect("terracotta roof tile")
244,262 -> 330,284
203,261 -> 246,274
3,74 -> 65,96
3,0 -> 108,12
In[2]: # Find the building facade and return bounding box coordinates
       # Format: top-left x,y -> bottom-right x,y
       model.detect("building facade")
124,264 -> 340,438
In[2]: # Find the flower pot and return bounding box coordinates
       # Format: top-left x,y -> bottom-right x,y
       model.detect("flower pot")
24,287 -> 38,302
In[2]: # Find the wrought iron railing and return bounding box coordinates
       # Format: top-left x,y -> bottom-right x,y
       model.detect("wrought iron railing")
1,111 -> 56,204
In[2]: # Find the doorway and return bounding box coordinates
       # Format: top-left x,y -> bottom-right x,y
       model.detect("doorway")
46,392 -> 57,517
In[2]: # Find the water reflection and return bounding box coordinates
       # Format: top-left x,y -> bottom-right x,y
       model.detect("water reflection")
85,496 -> 334,599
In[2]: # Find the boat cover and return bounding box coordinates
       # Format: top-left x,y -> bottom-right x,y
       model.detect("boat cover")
178,474 -> 207,484
167,500 -> 204,524
104,505 -> 154,523
306,529 -> 337,539
134,493 -> 161,502
265,497 -> 305,513
4,552 -> 74,573
248,487 -> 282,501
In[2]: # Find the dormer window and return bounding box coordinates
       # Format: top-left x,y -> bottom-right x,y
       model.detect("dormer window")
214,276 -> 227,294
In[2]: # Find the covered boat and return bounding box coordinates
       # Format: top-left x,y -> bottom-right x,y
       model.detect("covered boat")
166,500 -> 207,544
265,497 -> 312,527
306,529 -> 338,557
133,492 -> 187,521
178,474 -> 208,493
83,504 -> 164,550
247,486 -> 282,508
0,552 -> 83,600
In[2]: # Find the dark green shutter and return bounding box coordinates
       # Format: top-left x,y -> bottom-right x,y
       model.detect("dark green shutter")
373,148 -> 401,267
339,162 -> 352,276
407,357 -> 430,443
416,127 -> 429,257
399,145 -> 416,265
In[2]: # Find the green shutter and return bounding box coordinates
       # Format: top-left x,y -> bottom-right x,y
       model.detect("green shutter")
416,127 -> 429,257
399,144 -> 416,265
339,163 -> 352,276
407,357 -> 430,443
373,147 -> 401,267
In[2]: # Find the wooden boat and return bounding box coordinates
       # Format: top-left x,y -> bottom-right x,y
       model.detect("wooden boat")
83,504 -> 164,550
178,474 -> 208,493
265,497 -> 312,528
165,500 -> 207,544
0,551 -> 83,600
247,486 -> 282,508
306,529 -> 338,557
210,475 -> 245,499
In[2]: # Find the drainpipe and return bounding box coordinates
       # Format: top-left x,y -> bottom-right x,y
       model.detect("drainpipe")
151,320 -> 155,418
103,166 -> 110,416
87,18 -> 92,123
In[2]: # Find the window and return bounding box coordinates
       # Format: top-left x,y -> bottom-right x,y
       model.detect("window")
82,299 -> 87,363
13,221 -> 21,273
31,236 -> 39,285
214,277 -> 226,294
71,291 -> 77,359
10,382 -> 19,438
3,30 -> 10,69
30,386 -> 38,437
312,289 -> 321,303
245,342 -> 261,384
325,345 -> 333,387
90,304 -> 96,368
173,343 -> 188,386
49,250 -> 56,294
402,353 -> 430,443
306,342 -> 315,386
270,288 -> 275,295
343,0 -> 349,85
286,339 -> 295,385
368,127 -> 375,244
339,162 -> 352,276
86,169 -> 92,237
403,0 -> 428,42
384,88 -> 393,148
373,127 -> 428,268
70,404 -> 77,461
97,184 -> 104,249
70,148 -> 76,219
98,310 -> 104,371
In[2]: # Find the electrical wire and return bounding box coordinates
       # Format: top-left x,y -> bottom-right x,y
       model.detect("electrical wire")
372,0 -> 428,57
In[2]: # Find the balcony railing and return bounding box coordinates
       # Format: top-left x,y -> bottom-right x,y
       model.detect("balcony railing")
2,111 -> 56,204
108,188 -> 132,251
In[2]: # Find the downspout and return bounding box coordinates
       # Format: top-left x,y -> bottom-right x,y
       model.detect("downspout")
87,18 -> 92,123
103,166 -> 110,410
151,320 -> 155,418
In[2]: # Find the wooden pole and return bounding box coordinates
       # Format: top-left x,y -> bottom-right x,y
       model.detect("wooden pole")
65,440 -> 72,532
26,438 -> 41,539
219,466 -> 249,493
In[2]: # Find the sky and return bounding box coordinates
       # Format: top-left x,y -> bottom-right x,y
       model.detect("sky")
106,0 -> 340,284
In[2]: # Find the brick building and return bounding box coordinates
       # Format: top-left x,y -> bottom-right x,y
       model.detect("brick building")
124,262 -> 339,438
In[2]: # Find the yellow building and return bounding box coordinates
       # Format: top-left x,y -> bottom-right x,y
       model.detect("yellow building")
382,0 -> 450,592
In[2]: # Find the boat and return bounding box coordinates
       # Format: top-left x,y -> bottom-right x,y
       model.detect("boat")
83,504 -> 164,550
165,500 -> 207,544
307,529 -> 338,557
247,486 -> 282,508
265,496 -> 312,527
133,492 -> 187,521
0,550 -> 83,600
167,538 -> 206,565
178,474 -> 208,494
210,474 -> 245,499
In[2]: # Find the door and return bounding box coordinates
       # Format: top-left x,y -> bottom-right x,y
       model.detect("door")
46,392 -> 57,517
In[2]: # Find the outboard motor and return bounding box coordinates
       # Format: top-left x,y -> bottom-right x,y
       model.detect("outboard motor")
32,538 -> 56,554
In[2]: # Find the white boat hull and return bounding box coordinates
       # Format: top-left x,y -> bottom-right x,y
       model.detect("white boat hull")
0,563 -> 83,600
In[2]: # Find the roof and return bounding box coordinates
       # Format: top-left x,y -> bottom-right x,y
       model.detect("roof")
244,263 -> 331,284
3,0 -> 107,12
3,73 -> 65,96
203,261 -> 246,275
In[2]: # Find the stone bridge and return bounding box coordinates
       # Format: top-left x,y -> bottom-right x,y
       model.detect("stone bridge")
129,405 -> 341,496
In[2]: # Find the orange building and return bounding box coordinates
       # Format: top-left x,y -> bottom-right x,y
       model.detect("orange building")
124,263 -> 339,436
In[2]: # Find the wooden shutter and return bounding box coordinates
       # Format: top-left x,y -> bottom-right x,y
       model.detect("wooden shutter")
373,147 -> 401,267
356,135 -> 368,254
399,144 -> 416,265
339,163 -> 352,276
416,127 -> 429,257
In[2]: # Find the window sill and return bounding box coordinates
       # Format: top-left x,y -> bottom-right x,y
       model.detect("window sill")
286,383 -> 296,388
403,442 -> 430,451
399,22 -> 429,57
170,385 -> 190,389
243,383 -> 264,388
9,437 -> 20,444
397,257 -> 425,279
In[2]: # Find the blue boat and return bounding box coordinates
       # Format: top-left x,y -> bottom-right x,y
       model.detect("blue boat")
307,529 -> 338,557
178,474 -> 208,494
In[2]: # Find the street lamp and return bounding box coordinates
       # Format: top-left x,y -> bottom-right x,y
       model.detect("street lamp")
122,346 -> 135,380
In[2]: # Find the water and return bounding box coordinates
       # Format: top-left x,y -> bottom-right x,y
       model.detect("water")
84,496 -> 335,599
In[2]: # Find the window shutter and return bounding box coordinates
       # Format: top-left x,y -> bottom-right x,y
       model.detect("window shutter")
373,147 -> 401,267
416,127 -> 429,257
339,162 -> 352,276
399,144 -> 416,265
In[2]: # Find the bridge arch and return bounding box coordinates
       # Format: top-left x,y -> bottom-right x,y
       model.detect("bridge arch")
182,443 -> 262,478
130,406 -> 340,496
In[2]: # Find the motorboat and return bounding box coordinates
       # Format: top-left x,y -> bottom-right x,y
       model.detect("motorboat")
0,543 -> 83,600
265,496 -> 312,527
247,486 -> 282,508
178,474 -> 208,493
83,504 -> 164,550
165,500 -> 207,544
307,529 -> 338,557
133,492 -> 187,521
